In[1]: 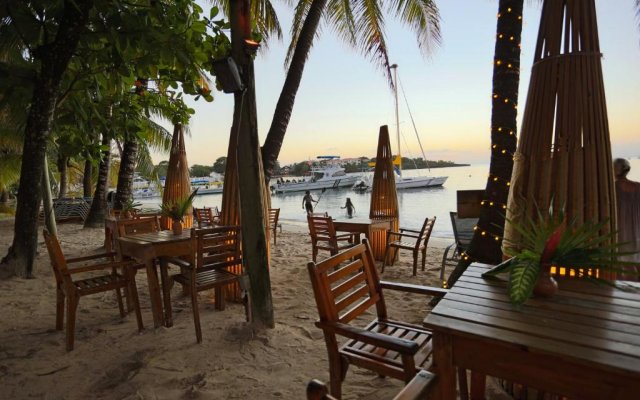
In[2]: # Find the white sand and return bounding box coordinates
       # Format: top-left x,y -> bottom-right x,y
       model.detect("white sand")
0,219 -> 508,399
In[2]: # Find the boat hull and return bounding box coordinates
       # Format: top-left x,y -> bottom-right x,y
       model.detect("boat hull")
396,176 -> 447,189
273,175 -> 361,194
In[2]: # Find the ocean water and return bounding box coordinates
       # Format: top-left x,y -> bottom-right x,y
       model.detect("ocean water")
137,159 -> 640,239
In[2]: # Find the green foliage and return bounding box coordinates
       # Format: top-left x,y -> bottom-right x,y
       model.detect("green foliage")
484,209 -> 637,305
160,189 -> 198,221
212,157 -> 227,174
155,161 -> 169,178
121,198 -> 142,213
190,164 -> 214,177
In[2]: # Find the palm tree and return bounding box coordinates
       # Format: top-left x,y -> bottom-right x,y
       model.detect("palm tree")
446,0 -> 524,287
260,0 -> 442,179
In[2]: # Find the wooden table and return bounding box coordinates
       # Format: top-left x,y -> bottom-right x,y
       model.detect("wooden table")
423,263 -> 640,400
333,217 -> 394,261
118,230 -> 191,328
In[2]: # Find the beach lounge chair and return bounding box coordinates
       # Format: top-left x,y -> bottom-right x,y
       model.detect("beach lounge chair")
268,208 -> 281,245
382,217 -> 436,276
43,230 -> 143,351
307,214 -> 356,262
307,240 -> 447,399
441,212 -> 477,281
168,226 -> 249,343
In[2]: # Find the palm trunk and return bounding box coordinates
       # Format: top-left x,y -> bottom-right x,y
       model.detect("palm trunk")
1,0 -> 94,277
447,0 -> 523,287
84,135 -> 111,228
114,139 -> 138,209
57,155 -> 68,198
232,0 -> 274,329
260,0 -> 328,181
42,154 -> 58,236
83,159 -> 93,197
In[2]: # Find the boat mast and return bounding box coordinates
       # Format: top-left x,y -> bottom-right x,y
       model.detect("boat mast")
391,64 -> 401,176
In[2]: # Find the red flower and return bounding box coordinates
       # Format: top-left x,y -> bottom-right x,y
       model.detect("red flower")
540,226 -> 564,264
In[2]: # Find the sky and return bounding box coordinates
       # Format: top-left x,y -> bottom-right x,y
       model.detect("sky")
156,0 -> 640,166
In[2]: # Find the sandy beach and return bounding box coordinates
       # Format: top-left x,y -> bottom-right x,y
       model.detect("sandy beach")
0,219 -> 508,399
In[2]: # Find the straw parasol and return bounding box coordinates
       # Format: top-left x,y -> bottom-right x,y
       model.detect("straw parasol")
503,0 -> 616,278
370,125 -> 399,262
161,124 -> 193,230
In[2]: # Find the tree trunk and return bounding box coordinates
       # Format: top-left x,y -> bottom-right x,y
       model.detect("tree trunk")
83,159 -> 93,198
114,139 -> 138,209
42,154 -> 58,236
260,0 -> 328,181
232,0 -> 274,329
1,0 -> 94,277
446,0 -> 523,287
84,135 -> 111,228
57,155 -> 68,198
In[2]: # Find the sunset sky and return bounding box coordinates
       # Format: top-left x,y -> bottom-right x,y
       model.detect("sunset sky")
160,0 -> 640,167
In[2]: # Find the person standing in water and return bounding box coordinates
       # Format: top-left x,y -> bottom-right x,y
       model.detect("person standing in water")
341,197 -> 355,218
302,190 -> 317,215
614,158 -> 640,281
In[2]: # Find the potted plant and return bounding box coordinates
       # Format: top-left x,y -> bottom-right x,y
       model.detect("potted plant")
121,198 -> 142,219
160,189 -> 198,235
483,209 -> 635,305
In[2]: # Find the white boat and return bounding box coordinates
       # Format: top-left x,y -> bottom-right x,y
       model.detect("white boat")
132,175 -> 162,198
390,64 -> 447,190
272,157 -> 362,194
190,178 -> 224,195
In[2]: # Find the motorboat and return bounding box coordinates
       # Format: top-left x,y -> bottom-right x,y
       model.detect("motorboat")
272,157 -> 362,194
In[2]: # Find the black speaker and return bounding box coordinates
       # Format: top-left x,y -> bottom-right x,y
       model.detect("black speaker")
211,57 -> 244,93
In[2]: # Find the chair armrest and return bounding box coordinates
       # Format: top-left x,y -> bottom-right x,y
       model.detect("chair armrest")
395,370 -> 437,400
388,231 -> 420,240
380,281 -> 448,298
400,228 -> 421,234
316,321 -> 419,355
67,252 -> 117,264
67,260 -> 135,274
335,233 -> 355,240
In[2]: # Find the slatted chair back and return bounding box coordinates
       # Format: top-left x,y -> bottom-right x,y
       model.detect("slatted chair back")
268,208 -> 280,244
192,225 -> 242,271
117,216 -> 160,237
308,241 -> 387,325
308,214 -> 335,241
44,231 -> 73,288
193,207 -> 216,228
416,217 -> 436,251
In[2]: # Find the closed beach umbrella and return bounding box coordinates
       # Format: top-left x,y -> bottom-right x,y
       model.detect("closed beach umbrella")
370,125 -> 399,262
504,0 -> 616,278
161,124 -> 193,229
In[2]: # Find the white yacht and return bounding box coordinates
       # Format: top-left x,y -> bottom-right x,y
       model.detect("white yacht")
272,157 -> 362,194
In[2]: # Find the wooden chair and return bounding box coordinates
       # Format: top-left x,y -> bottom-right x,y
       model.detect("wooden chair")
43,230 -> 143,351
116,215 -> 160,237
307,240 -> 447,399
382,217 -> 436,276
307,370 -> 437,400
193,207 -> 219,228
307,214 -> 356,262
268,208 -> 281,245
441,212 -> 477,281
168,226 -> 250,343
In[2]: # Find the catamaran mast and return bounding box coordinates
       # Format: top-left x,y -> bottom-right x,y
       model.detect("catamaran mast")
391,63 -> 401,176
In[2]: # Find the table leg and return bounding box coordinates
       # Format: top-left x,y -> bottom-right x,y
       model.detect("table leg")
145,259 -> 165,328
159,258 -> 173,327
470,372 -> 486,400
432,332 -> 456,400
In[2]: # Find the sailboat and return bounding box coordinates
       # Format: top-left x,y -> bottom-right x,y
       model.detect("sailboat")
390,64 -> 447,189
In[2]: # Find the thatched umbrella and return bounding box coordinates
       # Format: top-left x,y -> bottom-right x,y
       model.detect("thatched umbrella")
161,124 -> 193,230
504,0 -> 616,278
370,125 -> 399,262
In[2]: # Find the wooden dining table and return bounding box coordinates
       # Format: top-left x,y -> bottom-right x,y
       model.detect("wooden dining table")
333,217 -> 394,261
423,263 -> 640,400
118,230 -> 191,328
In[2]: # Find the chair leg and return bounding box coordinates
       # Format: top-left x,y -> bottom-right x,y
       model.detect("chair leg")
115,287 -> 126,318
422,247 -> 427,271
312,245 -> 318,263
215,286 -> 226,311
126,269 -> 144,332
65,295 -> 79,351
55,287 -> 64,331
273,228 -> 277,245
190,278 -> 202,343
412,250 -> 418,276
382,246 -> 390,273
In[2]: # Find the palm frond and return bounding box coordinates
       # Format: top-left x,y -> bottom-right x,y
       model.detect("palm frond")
387,0 -> 441,58
351,0 -> 393,86
135,141 -> 160,183
285,0 -> 315,68
325,0 -> 357,48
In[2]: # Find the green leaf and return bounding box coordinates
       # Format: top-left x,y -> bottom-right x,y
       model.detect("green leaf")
509,262 -> 539,305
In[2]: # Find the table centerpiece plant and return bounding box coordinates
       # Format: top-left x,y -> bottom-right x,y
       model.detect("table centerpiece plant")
160,189 -> 198,235
121,198 -> 142,219
483,208 -> 635,305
